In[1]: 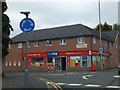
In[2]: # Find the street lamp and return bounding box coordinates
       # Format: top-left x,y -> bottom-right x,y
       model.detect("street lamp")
20,11 -> 30,88
98,0 -> 103,71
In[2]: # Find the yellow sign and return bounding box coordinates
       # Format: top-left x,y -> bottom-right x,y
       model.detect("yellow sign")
76,43 -> 87,48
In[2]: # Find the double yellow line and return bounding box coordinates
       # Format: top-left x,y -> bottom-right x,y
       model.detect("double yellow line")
40,78 -> 63,90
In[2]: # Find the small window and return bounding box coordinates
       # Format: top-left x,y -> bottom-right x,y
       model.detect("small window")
28,42 -> 30,47
109,42 -> 112,47
60,38 -> 66,45
46,40 -> 52,46
105,41 -> 107,46
34,41 -> 39,47
116,44 -> 118,48
92,37 -> 96,44
9,44 -> 11,49
18,62 -> 21,66
77,36 -> 85,43
18,43 -> 22,48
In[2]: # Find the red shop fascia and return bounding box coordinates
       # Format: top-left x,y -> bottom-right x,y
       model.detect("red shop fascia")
22,50 -> 111,66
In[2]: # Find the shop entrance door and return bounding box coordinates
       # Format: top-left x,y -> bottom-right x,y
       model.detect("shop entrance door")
55,57 -> 61,71
61,57 -> 66,71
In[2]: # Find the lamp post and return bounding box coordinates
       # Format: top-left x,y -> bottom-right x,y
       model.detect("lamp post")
98,0 -> 103,71
20,11 -> 30,88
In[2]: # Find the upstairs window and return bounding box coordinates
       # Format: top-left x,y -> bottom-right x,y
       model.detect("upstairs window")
46,40 -> 52,46
109,42 -> 111,47
60,38 -> 66,45
116,44 -> 118,48
92,37 -> 96,44
34,41 -> 39,47
105,41 -> 107,46
18,43 -> 22,48
28,42 -> 30,47
9,44 -> 11,49
77,36 -> 85,44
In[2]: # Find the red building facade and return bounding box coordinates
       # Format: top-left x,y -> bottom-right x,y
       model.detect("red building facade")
5,24 -> 120,72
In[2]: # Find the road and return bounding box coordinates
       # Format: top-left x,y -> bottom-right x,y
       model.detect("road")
2,69 -> 120,89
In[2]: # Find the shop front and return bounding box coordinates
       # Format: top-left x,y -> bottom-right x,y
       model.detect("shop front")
22,50 -> 111,72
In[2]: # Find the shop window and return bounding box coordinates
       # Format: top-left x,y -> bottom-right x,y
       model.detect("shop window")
47,57 -> 53,63
60,38 -> 66,45
18,43 -> 22,48
34,41 -> 39,47
77,36 -> 85,44
92,37 -> 96,44
70,56 -> 80,67
46,40 -> 52,46
31,57 -> 44,67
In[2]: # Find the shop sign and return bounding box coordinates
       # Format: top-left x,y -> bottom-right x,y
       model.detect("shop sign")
46,51 -> 58,57
76,43 -> 87,48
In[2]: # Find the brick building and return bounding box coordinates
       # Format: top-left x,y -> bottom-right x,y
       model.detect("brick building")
5,24 -> 120,72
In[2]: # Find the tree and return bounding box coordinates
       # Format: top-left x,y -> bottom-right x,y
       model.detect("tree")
2,2 -> 13,77
113,23 -> 120,32
95,22 -> 112,32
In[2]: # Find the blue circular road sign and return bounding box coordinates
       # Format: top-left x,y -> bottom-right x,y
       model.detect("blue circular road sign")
20,18 -> 35,32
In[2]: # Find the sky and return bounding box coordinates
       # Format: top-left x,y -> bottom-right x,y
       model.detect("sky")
5,0 -> 119,38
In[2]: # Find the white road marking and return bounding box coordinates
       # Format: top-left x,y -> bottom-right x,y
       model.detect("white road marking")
83,76 -> 88,79
67,84 -> 82,86
114,75 -> 120,78
56,83 -> 67,85
84,84 -> 100,87
82,75 -> 93,80
106,86 -> 120,88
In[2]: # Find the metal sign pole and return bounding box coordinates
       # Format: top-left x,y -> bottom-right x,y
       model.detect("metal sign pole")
25,31 -> 28,88
20,11 -> 35,88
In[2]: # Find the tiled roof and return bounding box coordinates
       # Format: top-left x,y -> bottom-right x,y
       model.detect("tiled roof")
11,24 -> 117,42
102,31 -> 119,41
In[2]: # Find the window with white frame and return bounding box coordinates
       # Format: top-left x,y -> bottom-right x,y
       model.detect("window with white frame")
105,41 -> 107,46
92,37 -> 96,44
34,41 -> 39,47
60,38 -> 66,45
28,42 -> 30,47
109,42 -> 112,47
9,43 -> 11,49
116,44 -> 118,48
46,40 -> 52,46
77,36 -> 85,43
18,43 -> 22,48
